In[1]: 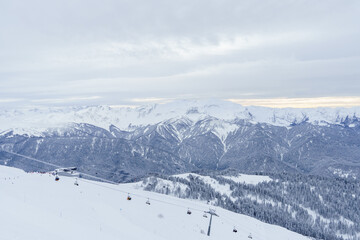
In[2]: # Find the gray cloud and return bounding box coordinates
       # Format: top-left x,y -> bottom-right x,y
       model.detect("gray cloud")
1,0 -> 359,108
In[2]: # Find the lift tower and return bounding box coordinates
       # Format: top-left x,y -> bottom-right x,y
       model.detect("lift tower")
205,208 -> 219,236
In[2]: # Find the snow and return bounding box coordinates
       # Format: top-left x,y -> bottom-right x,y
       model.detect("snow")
222,174 -> 272,185
329,167 -> 357,179
299,205 -> 318,222
133,177 -> 189,193
299,204 -> 354,230
246,194 -> 278,207
0,165 -> 308,240
1,99 -> 360,136
174,173 -> 234,198
173,173 -> 272,201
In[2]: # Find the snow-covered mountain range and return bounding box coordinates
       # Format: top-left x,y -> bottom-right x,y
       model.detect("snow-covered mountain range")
1,99 -> 360,181
1,99 -> 360,136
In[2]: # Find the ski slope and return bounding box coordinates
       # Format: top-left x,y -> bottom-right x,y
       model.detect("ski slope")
0,165 -> 309,240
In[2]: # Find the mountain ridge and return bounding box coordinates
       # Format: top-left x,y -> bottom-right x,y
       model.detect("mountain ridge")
1,99 -> 360,136
1,99 -> 360,182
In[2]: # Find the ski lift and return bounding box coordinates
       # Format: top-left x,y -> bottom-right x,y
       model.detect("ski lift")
233,227 -> 237,233
127,194 -> 132,201
146,198 -> 150,205
55,175 -> 59,181
74,178 -> 79,186
54,167 -> 78,177
248,233 -> 252,239
187,208 -> 192,215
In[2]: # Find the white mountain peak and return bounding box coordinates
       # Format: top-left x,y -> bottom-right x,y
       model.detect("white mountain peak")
1,99 -> 359,136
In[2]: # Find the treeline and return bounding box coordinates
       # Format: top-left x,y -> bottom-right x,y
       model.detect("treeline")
143,171 -> 360,240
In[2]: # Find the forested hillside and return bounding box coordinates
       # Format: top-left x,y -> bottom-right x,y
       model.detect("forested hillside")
139,171 -> 360,240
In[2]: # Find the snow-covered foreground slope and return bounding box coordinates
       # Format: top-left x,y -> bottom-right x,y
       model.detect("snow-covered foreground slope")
0,166 -> 309,240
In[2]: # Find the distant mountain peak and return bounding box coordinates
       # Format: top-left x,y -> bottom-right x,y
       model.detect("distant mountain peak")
1,99 -> 360,135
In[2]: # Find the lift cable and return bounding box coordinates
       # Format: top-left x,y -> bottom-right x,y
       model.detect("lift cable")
1,150 -> 205,212
1,149 -> 258,235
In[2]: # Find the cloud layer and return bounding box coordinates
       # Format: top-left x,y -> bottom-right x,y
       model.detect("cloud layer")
1,0 -> 359,108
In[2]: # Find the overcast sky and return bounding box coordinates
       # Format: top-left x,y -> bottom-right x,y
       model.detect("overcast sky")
1,0 -> 360,108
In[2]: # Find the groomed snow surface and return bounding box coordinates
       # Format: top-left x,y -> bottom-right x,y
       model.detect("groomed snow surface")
0,165 -> 309,240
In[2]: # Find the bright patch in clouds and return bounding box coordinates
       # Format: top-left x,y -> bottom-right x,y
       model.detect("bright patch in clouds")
78,31 -> 315,63
228,97 -> 360,108
32,96 -> 102,104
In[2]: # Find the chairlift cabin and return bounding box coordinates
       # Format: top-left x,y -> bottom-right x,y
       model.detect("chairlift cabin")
54,167 -> 79,177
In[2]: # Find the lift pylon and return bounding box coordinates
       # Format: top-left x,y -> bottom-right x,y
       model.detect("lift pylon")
205,208 -> 219,236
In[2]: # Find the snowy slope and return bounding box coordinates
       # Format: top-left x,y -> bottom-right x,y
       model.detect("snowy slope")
1,99 -> 360,136
173,173 -> 234,197
138,173 -> 273,206
174,173 -> 272,185
222,174 -> 272,185
0,165 -> 309,240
